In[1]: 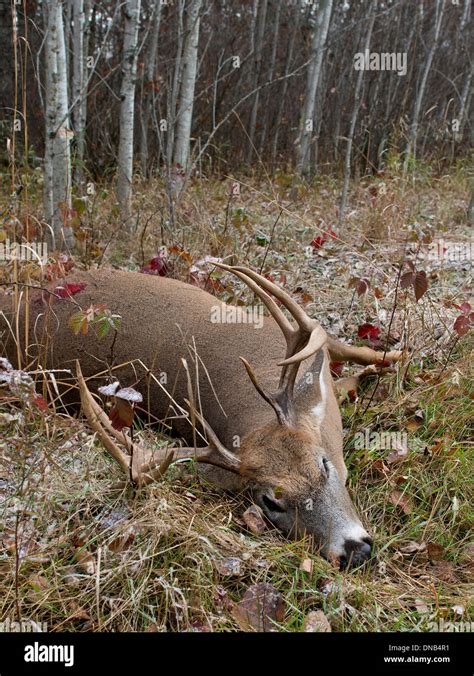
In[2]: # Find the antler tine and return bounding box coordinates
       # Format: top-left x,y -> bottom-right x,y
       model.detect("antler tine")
239,357 -> 289,426
220,264 -> 318,334
213,263 -> 328,425
214,262 -> 293,340
183,398 -> 241,471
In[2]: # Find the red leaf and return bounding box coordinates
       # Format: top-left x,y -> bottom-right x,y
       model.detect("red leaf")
32,395 -> 48,412
109,399 -> 135,431
357,323 -> 380,341
330,361 -> 344,377
400,272 -> 414,289
414,271 -> 428,302
55,282 -> 86,298
140,250 -> 169,276
454,315 -> 471,337
459,302 -> 472,315
356,279 -> 369,296
310,236 -> 326,249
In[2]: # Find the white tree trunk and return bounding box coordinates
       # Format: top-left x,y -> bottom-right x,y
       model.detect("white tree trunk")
296,0 -> 333,176
71,0 -> 86,185
172,0 -> 202,171
404,0 -> 445,174
117,0 -> 141,225
43,0 -> 74,249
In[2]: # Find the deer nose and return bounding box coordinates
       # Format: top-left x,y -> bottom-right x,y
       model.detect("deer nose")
339,537 -> 374,570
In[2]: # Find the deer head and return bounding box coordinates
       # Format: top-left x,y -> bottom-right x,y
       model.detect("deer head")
78,265 -> 374,570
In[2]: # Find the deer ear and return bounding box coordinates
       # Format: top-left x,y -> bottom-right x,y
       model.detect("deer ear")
294,349 -> 328,427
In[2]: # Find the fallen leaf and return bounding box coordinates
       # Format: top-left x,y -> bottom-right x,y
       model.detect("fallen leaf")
304,610 -> 331,632
390,490 -> 411,514
429,560 -> 458,583
108,526 -> 136,553
73,545 -> 96,575
300,558 -> 313,574
213,585 -> 233,611
242,505 -> 267,535
67,601 -> 92,623
386,445 -> 408,465
232,583 -> 285,631
27,574 -> 51,603
426,542 -> 444,562
460,542 -> 474,564
215,557 -> 242,577
399,541 -> 426,555
414,599 -> 430,614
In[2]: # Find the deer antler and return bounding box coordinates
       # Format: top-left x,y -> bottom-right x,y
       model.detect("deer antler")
76,362 -> 241,489
214,264 -> 327,426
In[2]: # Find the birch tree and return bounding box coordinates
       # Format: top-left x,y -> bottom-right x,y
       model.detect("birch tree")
339,0 -> 376,224
71,0 -> 87,185
296,0 -> 333,176
43,0 -> 74,249
117,0 -> 141,224
404,0 -> 445,174
172,0 -> 203,171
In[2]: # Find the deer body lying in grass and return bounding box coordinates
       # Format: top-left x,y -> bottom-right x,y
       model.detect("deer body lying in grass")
0,265 -> 402,569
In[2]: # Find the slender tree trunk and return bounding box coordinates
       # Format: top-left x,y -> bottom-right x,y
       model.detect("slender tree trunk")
404,0 -> 445,174
339,0 -> 376,224
172,0 -> 202,171
71,0 -> 86,185
166,0 -> 185,166
296,0 -> 333,176
117,0 -> 141,225
258,0 -> 281,159
271,6 -> 300,169
43,0 -> 74,249
140,1 -> 162,176
246,0 -> 268,163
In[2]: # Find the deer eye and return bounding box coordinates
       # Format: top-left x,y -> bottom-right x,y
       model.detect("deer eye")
262,494 -> 286,514
322,457 -> 330,478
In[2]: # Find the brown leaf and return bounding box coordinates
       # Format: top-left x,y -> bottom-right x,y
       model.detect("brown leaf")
414,271 -> 428,301
242,505 -> 267,535
27,574 -> 51,603
399,541 -> 426,555
426,542 -> 445,563
386,444 -> 408,465
368,459 -> 389,476
108,526 -> 136,553
304,610 -> 331,632
390,490 -> 411,514
460,542 -> 474,564
429,560 -> 458,583
109,398 -> 134,431
414,599 -> 430,614
67,601 -> 92,623
232,583 -> 286,631
73,546 -> 96,574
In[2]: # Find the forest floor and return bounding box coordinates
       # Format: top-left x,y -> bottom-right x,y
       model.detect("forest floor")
0,163 -> 473,631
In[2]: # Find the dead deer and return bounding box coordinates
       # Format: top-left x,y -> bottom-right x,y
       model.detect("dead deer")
0,264 -> 402,569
